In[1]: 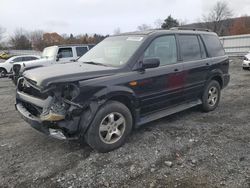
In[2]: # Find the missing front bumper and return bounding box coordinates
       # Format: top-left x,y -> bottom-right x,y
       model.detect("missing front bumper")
16,103 -> 71,140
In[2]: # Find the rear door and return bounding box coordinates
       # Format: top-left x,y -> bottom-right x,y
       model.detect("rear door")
130,35 -> 185,115
178,34 -> 210,101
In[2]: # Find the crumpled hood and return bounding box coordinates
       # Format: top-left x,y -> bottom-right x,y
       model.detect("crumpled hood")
23,62 -> 117,87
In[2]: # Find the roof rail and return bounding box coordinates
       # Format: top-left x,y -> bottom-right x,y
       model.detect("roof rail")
57,44 -> 95,47
170,27 -> 211,32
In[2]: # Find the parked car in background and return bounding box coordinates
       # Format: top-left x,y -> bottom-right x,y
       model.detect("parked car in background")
0,51 -> 13,60
15,28 -> 230,152
11,44 -> 95,84
242,52 -> 250,70
0,55 -> 40,77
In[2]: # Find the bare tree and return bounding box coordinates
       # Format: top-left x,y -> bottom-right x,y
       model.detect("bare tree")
9,28 -> 32,50
154,19 -> 163,29
179,19 -> 188,26
0,26 -> 6,42
113,27 -> 121,35
30,30 -> 46,51
137,24 -> 152,31
203,1 -> 233,35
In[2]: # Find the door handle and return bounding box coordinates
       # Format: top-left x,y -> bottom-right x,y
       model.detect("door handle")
174,68 -> 179,72
206,63 -> 210,66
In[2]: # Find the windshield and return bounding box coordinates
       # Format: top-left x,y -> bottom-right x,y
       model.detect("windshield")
78,35 -> 145,67
41,46 -> 57,58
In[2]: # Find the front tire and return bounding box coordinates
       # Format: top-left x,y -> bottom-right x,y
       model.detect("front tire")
201,80 -> 221,112
85,101 -> 133,153
243,67 -> 249,70
0,68 -> 7,78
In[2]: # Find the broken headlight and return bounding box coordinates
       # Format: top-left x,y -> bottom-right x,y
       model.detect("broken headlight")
62,83 -> 80,100
40,83 -> 81,122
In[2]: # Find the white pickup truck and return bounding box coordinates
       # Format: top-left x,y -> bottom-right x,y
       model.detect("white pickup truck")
12,44 -> 94,84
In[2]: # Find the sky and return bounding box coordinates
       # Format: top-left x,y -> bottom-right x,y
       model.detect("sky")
0,0 -> 249,37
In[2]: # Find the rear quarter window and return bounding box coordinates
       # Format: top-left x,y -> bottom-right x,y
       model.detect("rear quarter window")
202,34 -> 225,57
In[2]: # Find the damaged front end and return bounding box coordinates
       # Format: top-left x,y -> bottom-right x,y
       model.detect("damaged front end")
15,77 -> 88,140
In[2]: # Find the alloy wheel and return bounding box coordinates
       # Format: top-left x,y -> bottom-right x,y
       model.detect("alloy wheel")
99,112 -> 126,144
207,86 -> 218,106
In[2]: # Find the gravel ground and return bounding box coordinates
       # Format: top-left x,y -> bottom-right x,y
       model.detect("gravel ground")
0,58 -> 249,188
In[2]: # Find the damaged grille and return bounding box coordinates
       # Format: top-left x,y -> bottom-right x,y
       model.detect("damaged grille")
22,101 -> 42,116
18,78 -> 48,99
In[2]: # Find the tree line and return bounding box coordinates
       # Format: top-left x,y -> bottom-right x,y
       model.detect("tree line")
0,29 -> 108,51
137,1 -> 250,36
0,1 -> 249,51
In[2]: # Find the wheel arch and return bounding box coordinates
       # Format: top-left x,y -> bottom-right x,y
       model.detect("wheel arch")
207,70 -> 224,88
78,86 -> 139,135
105,87 -> 139,126
0,67 -> 8,73
210,75 -> 223,88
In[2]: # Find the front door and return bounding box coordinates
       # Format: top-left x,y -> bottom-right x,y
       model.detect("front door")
130,35 -> 185,116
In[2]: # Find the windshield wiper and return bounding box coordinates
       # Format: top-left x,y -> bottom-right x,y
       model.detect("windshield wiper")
82,61 -> 108,67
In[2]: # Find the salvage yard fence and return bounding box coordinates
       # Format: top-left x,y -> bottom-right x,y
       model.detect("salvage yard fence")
0,50 -> 42,56
220,34 -> 250,56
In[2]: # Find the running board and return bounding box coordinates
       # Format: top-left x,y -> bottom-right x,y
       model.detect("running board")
137,99 -> 202,126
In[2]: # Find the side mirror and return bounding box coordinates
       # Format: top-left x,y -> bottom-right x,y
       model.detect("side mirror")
56,54 -> 62,61
142,58 -> 160,70
70,59 -> 76,62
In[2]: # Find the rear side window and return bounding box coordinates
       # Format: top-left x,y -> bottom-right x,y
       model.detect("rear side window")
24,56 -> 38,61
58,48 -> 73,58
179,35 -> 201,61
202,35 -> 225,57
143,35 -> 177,66
76,47 -> 88,57
12,57 -> 23,62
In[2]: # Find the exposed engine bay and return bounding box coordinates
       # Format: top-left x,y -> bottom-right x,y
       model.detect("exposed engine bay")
17,77 -> 83,122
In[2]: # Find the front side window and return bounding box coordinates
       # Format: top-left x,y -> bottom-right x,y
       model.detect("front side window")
78,36 -> 145,67
143,35 -> 177,66
58,48 -> 73,58
179,35 -> 201,61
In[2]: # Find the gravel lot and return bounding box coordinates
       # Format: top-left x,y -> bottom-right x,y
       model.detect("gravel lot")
0,58 -> 249,188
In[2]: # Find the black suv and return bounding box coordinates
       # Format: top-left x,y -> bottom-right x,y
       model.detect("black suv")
15,29 -> 230,152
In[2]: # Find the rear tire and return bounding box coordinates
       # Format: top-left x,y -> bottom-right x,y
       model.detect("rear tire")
0,68 -> 7,78
84,101 -> 133,153
201,80 -> 221,112
243,67 -> 249,70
